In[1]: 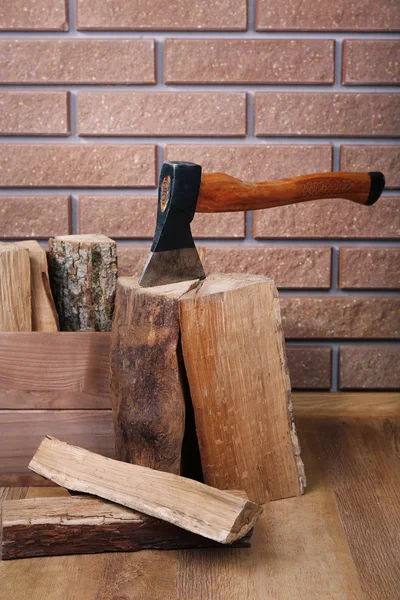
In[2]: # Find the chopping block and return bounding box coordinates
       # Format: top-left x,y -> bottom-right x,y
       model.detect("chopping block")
110,272 -> 306,505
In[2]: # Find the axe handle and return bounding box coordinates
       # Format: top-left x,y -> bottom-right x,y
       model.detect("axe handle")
197,171 -> 384,213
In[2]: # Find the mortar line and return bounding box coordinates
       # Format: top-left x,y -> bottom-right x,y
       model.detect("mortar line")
331,345 -> 340,391
67,0 -> 77,33
248,0 -> 256,32
334,38 -> 343,86
70,194 -> 79,234
0,135 -> 399,144
331,246 -> 340,291
1,31 -> 400,39
1,84 -> 400,92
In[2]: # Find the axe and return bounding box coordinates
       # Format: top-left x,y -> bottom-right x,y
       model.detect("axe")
139,162 -> 385,287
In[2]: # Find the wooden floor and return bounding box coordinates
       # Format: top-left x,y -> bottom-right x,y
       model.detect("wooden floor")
1,393 -> 399,600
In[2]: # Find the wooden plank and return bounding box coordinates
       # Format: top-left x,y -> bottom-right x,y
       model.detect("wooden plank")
175,425 -> 362,600
1,492 -> 252,560
293,392 -> 400,418
0,333 -> 398,418
0,332 -> 111,409
0,410 -> 113,481
312,418 -> 400,600
0,486 -> 178,600
180,273 -> 305,503
48,234 -> 117,332
0,420 -> 367,600
0,244 -> 31,331
110,278 -> 199,473
29,436 -> 262,545
16,241 -> 58,332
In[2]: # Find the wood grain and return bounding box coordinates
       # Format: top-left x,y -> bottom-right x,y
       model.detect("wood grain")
0,244 -> 31,331
29,436 -> 263,544
110,278 -> 199,473
0,410 -> 113,480
2,412 -> 399,599
312,418 -> 400,600
16,241 -> 58,332
293,392 -> 400,418
198,171 -> 378,212
180,273 -> 305,503
0,332 -> 111,409
1,493 -> 252,560
176,431 -> 362,600
48,234 -> 117,332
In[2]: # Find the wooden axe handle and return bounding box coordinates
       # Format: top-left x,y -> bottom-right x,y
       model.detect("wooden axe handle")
197,171 -> 384,213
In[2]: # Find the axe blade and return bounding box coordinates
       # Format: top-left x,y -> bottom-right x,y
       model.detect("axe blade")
138,161 -> 205,287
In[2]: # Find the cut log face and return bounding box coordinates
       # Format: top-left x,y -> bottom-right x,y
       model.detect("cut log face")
16,241 -> 58,332
0,244 -> 31,332
110,277 -> 200,474
1,492 -> 252,560
48,234 -> 117,331
179,273 -> 306,504
28,436 -> 263,545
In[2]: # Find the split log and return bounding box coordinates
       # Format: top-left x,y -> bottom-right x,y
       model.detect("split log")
48,234 -> 117,331
0,244 -> 31,331
1,492 -> 252,560
110,277 -> 200,474
16,241 -> 58,332
179,273 -> 306,504
28,436 -> 262,544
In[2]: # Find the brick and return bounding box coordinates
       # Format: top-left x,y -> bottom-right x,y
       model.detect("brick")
166,144 -> 332,181
343,41 -> 400,85
0,0 -> 68,31
339,248 -> 400,290
341,146 -> 400,189
0,92 -> 69,136
255,93 -> 400,137
117,246 -> 150,277
286,346 -> 332,389
202,246 -> 332,288
340,346 -> 400,390
0,40 -> 155,84
0,196 -> 71,238
164,39 -> 334,84
192,213 -> 244,238
280,297 -> 400,339
256,0 -> 400,31
78,196 -> 245,238
254,197 -> 400,239
0,145 -> 156,188
78,92 -> 246,137
77,0 -> 246,30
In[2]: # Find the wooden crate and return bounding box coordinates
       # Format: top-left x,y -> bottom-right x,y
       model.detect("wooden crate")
0,332 -> 114,485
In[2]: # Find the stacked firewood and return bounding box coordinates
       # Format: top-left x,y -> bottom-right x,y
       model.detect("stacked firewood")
0,235 -> 117,333
1,236 -> 306,562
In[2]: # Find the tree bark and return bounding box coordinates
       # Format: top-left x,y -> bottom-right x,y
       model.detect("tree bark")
110,277 -> 199,474
1,494 -> 252,560
179,273 -> 306,504
48,234 -> 117,331
28,436 -> 262,545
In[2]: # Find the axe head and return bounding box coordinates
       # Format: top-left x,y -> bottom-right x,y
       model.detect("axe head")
138,161 -> 206,287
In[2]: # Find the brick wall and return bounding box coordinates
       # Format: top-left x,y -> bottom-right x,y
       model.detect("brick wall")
0,0 -> 399,391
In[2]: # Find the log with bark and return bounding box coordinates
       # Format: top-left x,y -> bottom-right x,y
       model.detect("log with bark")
28,436 -> 262,544
110,277 -> 199,474
48,234 -> 117,331
1,492 -> 252,560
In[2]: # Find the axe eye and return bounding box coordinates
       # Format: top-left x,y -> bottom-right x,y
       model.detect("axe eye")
160,176 -> 171,212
